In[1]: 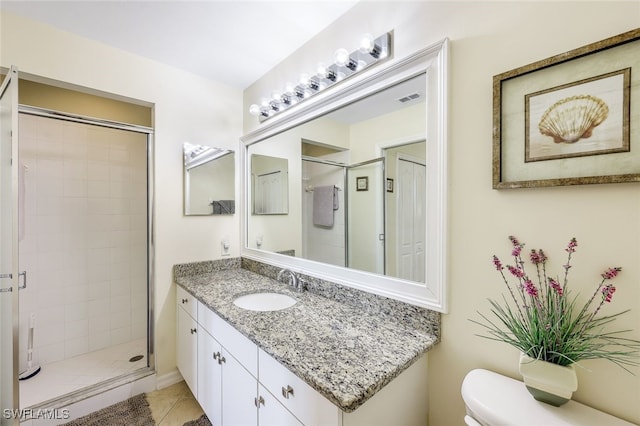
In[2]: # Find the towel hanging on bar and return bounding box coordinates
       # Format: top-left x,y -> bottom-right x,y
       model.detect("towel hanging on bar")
313,185 -> 336,227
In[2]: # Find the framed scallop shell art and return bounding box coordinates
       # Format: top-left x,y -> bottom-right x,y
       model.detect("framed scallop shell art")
493,28 -> 640,189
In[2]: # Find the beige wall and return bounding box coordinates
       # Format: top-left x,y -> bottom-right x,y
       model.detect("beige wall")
244,2 -> 640,425
1,11 -> 243,380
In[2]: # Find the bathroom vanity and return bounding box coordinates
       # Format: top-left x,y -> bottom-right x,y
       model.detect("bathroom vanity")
174,259 -> 440,426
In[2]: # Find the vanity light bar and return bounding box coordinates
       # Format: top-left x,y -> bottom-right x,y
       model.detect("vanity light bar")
249,32 -> 392,122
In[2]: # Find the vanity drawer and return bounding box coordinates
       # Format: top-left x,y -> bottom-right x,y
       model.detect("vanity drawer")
177,286 -> 197,319
198,302 -> 258,377
258,348 -> 339,426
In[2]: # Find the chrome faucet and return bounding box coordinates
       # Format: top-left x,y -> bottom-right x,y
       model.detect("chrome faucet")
277,268 -> 306,292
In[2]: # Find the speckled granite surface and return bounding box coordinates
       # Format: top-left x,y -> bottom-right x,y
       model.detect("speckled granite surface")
174,259 -> 440,413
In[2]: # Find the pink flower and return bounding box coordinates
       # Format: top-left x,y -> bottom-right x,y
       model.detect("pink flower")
548,278 -> 563,296
492,255 -> 503,270
509,236 -> 523,257
524,279 -> 538,297
507,265 -> 525,278
565,238 -> 578,253
602,284 -> 616,303
601,267 -> 622,280
530,249 -> 547,265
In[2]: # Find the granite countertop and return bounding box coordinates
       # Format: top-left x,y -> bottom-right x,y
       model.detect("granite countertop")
175,261 -> 439,413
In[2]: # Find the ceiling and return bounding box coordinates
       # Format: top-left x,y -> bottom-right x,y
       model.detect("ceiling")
0,0 -> 358,89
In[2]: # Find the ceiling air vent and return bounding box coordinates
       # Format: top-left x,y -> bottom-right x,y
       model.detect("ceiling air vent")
397,93 -> 421,103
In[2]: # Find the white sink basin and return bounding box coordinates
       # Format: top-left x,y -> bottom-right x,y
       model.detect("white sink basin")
233,292 -> 297,311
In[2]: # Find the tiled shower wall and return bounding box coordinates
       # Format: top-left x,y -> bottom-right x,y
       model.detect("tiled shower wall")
18,113 -> 148,370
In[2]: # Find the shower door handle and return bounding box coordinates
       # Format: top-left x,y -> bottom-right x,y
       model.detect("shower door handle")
18,270 -> 26,290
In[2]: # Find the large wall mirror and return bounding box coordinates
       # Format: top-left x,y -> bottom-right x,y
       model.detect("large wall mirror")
241,39 -> 448,311
183,142 -> 235,215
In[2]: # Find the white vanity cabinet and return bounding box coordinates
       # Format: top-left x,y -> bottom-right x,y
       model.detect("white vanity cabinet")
259,348 -> 340,426
176,286 -> 198,396
176,287 -> 429,426
198,304 -> 258,426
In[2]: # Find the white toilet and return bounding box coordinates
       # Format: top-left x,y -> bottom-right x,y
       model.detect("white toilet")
461,369 -> 635,425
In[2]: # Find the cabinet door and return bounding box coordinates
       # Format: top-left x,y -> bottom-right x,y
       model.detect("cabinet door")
176,305 -> 198,395
257,385 -> 303,426
221,350 -> 257,426
198,328 -> 222,426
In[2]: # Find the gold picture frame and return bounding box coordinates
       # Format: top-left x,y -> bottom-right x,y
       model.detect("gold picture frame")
493,28 -> 640,189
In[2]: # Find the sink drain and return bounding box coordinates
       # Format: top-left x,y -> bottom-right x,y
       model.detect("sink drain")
129,355 -> 144,362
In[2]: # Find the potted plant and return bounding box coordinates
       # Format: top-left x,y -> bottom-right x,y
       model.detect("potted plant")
471,236 -> 640,406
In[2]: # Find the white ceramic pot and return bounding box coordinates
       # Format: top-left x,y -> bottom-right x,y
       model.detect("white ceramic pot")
518,352 -> 578,406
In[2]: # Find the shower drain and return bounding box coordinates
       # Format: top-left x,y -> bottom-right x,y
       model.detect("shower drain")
129,355 -> 144,362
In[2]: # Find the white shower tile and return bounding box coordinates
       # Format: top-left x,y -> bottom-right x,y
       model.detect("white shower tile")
109,147 -> 129,163
38,342 -> 65,365
65,336 -> 89,358
87,265 -> 110,285
65,302 -> 88,322
36,159 -> 64,178
89,314 -> 110,332
88,332 -> 111,352
87,247 -> 110,267
87,230 -> 111,249
64,285 -> 89,305
65,320 -> 88,340
109,262 -> 129,281
37,288 -> 65,309
87,214 -> 111,231
109,279 -> 131,298
38,323 -> 65,347
64,179 -> 87,197
87,198 -> 111,215
87,301 -> 110,320
110,327 -> 131,345
110,230 -> 130,248
110,311 -> 130,330
87,161 -> 109,180
36,195 -> 65,216
64,197 -> 88,217
63,159 -> 87,180
109,296 -> 131,314
87,180 -> 110,198
88,282 -> 110,301
39,306 -> 66,324
36,232 -> 64,253
110,214 -> 130,231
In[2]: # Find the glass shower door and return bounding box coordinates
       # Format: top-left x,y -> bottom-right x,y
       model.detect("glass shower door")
1,66 -> 20,425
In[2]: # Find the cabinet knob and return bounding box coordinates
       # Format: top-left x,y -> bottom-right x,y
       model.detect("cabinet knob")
281,385 -> 294,399
182,298 -> 188,304
213,352 -> 220,360
254,396 -> 265,407
190,328 -> 197,334
217,355 -> 226,365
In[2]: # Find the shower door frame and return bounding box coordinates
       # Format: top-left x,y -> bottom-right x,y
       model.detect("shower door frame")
0,66 -> 20,426
16,105 -> 156,408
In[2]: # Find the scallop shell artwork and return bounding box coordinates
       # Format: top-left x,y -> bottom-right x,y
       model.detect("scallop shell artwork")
538,94 -> 609,144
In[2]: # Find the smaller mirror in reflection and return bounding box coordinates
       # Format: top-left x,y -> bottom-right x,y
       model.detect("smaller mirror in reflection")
251,154 -> 289,215
183,142 -> 235,216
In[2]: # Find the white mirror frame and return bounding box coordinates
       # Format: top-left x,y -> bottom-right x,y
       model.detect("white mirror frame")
240,38 -> 449,312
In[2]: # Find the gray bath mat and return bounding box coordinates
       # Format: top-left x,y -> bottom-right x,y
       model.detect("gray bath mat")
60,393 -> 153,426
183,414 -> 212,426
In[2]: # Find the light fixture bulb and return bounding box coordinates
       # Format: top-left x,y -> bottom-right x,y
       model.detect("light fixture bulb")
249,104 -> 260,116
299,73 -> 310,86
334,48 -> 350,67
359,33 -> 375,54
317,62 -> 328,76
260,98 -> 269,108
284,83 -> 295,95
271,91 -> 281,101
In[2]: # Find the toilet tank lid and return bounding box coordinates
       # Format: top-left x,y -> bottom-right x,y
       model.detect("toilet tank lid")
461,369 -> 634,426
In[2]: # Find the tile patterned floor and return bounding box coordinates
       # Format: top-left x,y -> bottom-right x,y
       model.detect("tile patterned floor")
146,381 -> 204,426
